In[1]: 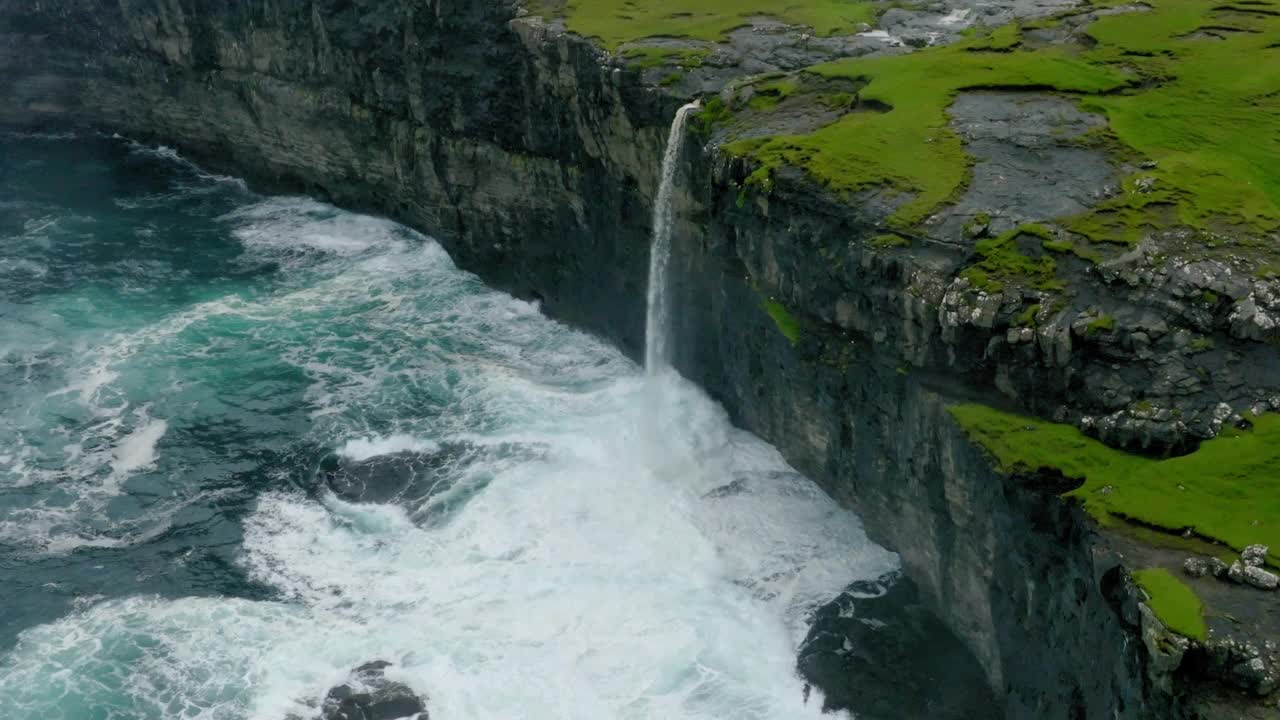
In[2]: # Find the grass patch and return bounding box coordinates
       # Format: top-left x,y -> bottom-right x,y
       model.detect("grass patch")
949,404 -> 1280,565
960,225 -> 1065,292
725,0 -> 1280,237
762,298 -> 802,344
747,77 -> 800,111
550,0 -> 879,51
1087,314 -> 1116,335
870,233 -> 911,248
1132,568 -> 1207,641
725,27 -> 1129,227
621,47 -> 710,70
1014,303 -> 1042,327
690,96 -> 734,137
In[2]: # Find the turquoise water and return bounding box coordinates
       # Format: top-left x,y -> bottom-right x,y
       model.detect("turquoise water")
0,134 -> 898,719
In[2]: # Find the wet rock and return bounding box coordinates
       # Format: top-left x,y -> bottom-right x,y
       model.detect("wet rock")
1208,557 -> 1232,579
1232,657 -> 1278,696
1229,561 -> 1248,584
324,452 -> 443,505
1184,556 -> 1211,578
1243,566 -> 1280,591
1243,545 -> 1270,568
320,661 -> 428,720
797,571 -> 999,720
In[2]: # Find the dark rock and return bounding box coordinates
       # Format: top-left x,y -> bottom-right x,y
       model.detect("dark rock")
798,572 -> 1001,720
320,661 -> 428,720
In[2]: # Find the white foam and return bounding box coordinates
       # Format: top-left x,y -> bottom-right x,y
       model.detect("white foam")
338,434 -> 441,461
111,416 -> 167,479
939,8 -> 972,26
224,197 -> 412,261
0,186 -> 900,717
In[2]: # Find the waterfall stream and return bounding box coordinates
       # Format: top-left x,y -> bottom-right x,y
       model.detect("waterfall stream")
644,101 -> 701,374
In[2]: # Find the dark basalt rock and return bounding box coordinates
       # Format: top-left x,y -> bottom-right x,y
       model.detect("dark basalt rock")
296,661 -> 429,720
799,572 -> 1000,720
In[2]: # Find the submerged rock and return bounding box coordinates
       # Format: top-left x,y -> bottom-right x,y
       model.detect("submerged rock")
304,661 -> 429,720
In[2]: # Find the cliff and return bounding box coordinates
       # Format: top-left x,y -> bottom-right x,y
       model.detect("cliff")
3,1 -> 1276,717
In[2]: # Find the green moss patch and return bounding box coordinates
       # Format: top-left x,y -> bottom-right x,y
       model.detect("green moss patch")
727,0 -> 1280,237
549,0 -> 879,51
762,298 -> 802,344
949,404 -> 1280,564
621,47 -> 710,70
960,225 -> 1066,292
1132,568 -> 1207,640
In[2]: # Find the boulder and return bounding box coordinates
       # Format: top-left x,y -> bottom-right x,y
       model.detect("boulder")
1183,556 -> 1210,578
1243,566 -> 1280,591
320,661 -> 428,720
1242,544 -> 1270,568
1228,561 -> 1247,584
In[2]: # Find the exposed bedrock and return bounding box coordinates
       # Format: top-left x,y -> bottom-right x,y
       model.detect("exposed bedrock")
0,1 -> 1210,717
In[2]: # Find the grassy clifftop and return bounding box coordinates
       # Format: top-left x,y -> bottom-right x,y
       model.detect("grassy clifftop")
728,0 -> 1280,242
531,0 -> 878,50
950,404 -> 1280,564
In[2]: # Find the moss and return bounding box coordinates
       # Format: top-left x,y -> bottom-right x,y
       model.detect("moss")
1189,336 -> 1215,352
746,78 -> 800,111
1014,303 -> 1042,327
550,0 -> 878,51
659,71 -> 683,87
870,233 -> 911,248
968,21 -> 1023,51
962,225 -> 1064,292
622,47 -> 709,70
762,298 -> 802,344
964,212 -> 992,237
1200,290 -> 1220,305
1042,237 -> 1104,263
820,92 -> 856,110
690,96 -> 733,137
1087,314 -> 1116,335
1132,568 -> 1207,641
949,404 -> 1280,565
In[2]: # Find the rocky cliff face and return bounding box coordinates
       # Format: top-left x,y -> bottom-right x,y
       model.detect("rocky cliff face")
0,1 -> 1197,717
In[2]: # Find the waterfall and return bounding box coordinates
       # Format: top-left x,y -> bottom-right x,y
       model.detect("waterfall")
644,100 -> 701,374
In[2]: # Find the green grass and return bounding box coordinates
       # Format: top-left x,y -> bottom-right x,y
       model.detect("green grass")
549,0 -> 879,51
726,0 -> 1280,236
621,47 -> 709,70
1087,314 -> 1116,335
725,30 -> 1129,227
870,233 -> 911,248
1014,303 -> 1042,327
1132,568 -> 1207,641
949,404 -> 1280,564
959,225 -> 1065,293
1080,0 -> 1280,233
762,298 -> 802,344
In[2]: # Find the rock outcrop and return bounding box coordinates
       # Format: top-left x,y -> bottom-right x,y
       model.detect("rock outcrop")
287,661 -> 429,720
